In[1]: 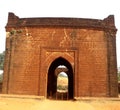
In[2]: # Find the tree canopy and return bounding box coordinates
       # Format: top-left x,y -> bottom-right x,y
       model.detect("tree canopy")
0,51 -> 5,70
118,71 -> 120,81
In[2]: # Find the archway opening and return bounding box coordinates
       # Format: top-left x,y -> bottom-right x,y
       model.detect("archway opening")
47,57 -> 73,100
57,71 -> 68,100
57,72 -> 68,93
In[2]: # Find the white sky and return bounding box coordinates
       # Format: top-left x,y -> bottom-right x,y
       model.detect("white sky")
0,0 -> 120,67
0,70 -> 3,74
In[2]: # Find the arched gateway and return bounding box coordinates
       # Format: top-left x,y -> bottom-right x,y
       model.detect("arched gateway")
47,57 -> 73,99
2,12 -> 118,99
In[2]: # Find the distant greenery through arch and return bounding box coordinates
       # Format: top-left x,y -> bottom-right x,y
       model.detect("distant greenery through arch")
57,72 -> 68,93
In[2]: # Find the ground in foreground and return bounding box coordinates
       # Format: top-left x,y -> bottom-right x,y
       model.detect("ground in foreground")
0,95 -> 120,110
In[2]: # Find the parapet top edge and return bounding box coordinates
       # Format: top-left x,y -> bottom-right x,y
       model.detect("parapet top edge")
6,12 -> 117,31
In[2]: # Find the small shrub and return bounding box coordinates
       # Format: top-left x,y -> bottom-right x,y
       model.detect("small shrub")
0,74 -> 3,83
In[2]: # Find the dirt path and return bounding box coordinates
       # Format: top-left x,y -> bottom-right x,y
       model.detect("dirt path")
0,95 -> 120,110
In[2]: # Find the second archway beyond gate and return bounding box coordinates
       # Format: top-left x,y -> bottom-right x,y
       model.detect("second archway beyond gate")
47,57 -> 74,100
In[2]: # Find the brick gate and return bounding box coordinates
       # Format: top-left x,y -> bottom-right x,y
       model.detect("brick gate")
2,12 -> 118,99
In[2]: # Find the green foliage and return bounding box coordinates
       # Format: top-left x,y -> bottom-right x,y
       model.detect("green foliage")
0,74 -> 3,83
57,85 -> 68,91
10,29 -> 22,35
118,71 -> 120,81
0,51 -> 5,70
58,73 -> 67,77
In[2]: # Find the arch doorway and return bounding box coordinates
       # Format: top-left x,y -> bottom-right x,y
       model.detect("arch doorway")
47,57 -> 73,100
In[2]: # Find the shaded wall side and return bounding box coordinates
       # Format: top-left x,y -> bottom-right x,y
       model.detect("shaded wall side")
2,33 -> 11,93
106,31 -> 118,97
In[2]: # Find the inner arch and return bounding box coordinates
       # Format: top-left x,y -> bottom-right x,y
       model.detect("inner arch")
47,57 -> 74,100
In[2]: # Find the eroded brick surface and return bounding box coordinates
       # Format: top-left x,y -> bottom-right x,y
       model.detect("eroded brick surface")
2,12 -> 118,98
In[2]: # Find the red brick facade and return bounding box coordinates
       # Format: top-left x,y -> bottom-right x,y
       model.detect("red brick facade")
2,12 -> 118,99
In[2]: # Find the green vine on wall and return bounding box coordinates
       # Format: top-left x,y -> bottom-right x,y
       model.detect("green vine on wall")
10,29 -> 22,35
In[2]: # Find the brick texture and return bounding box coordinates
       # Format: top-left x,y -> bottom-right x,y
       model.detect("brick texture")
2,12 -> 118,98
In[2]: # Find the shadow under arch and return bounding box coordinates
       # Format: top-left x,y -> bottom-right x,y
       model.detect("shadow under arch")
47,57 -> 74,100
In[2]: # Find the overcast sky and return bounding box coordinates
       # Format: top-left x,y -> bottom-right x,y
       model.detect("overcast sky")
0,0 -> 120,67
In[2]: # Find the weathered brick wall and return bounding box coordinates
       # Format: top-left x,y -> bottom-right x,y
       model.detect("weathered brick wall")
2,12 -> 118,98
78,30 -> 108,97
0,83 -> 2,93
118,82 -> 120,93
105,31 -> 118,97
